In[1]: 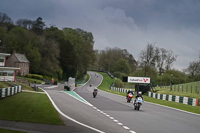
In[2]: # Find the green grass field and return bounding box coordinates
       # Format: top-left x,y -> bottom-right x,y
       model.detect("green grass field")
96,72 -> 200,114
0,92 -> 64,125
0,128 -> 26,133
154,81 -> 200,99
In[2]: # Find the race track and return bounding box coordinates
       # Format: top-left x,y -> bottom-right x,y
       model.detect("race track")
74,71 -> 200,133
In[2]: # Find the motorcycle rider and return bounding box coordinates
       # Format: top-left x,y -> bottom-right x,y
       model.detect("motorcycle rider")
93,88 -> 98,92
133,91 -> 143,104
126,90 -> 134,99
93,88 -> 98,97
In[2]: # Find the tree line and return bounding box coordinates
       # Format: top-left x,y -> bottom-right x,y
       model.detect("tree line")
0,13 -> 95,80
93,44 -> 200,87
0,12 -> 199,85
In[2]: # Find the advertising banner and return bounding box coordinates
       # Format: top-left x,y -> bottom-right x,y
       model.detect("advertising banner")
128,76 -> 150,83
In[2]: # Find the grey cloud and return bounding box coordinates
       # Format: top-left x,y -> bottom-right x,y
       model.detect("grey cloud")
0,0 -> 200,70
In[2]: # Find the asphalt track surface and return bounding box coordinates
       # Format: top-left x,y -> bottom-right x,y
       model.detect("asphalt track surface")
1,71 -> 200,133
74,72 -> 200,133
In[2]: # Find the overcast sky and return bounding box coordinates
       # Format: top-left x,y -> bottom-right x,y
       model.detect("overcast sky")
1,0 -> 200,71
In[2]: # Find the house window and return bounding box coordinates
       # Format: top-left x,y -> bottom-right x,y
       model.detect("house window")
0,70 -> 14,76
8,71 -> 14,76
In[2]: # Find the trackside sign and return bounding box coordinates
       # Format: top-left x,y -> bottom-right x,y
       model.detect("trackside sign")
128,77 -> 150,83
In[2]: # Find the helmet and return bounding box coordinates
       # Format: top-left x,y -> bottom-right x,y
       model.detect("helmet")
138,91 -> 142,95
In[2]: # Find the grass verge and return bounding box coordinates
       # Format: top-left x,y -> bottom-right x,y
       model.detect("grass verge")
17,77 -> 45,84
96,71 -> 200,114
0,92 -> 64,125
153,86 -> 200,99
0,128 -> 26,133
76,74 -> 90,87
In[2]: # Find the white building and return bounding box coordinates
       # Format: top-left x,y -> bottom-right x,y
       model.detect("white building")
0,53 -> 20,82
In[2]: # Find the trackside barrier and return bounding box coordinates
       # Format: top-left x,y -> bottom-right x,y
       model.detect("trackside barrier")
0,85 -> 22,99
110,86 -> 134,94
147,92 -> 199,106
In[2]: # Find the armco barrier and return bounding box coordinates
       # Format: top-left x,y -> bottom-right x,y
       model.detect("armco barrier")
0,85 -> 22,99
147,91 -> 199,106
110,86 -> 134,94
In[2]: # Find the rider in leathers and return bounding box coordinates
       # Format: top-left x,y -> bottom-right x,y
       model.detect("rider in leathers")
133,91 -> 143,104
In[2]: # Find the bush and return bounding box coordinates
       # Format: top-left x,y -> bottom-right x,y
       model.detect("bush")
43,76 -> 58,82
32,74 -> 43,80
25,74 -> 43,80
113,72 -> 127,80
25,74 -> 32,78
114,79 -> 124,88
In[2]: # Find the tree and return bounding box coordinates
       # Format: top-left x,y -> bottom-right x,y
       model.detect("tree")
38,37 -> 60,77
139,43 -> 177,76
63,28 -> 95,79
6,26 -> 30,53
186,61 -> 200,80
32,17 -> 45,35
0,13 -> 13,24
16,19 -> 33,29
165,50 -> 177,70
114,58 -> 131,74
139,43 -> 156,76
96,47 -> 136,73
155,47 -> 167,76
0,27 -> 7,52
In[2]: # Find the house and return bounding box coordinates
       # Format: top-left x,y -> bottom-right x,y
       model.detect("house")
6,51 -> 30,76
0,53 -> 20,82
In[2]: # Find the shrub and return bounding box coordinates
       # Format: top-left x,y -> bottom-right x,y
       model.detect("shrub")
114,78 -> 124,88
32,74 -> 43,80
113,72 -> 127,80
25,74 -> 32,78
43,76 -> 58,82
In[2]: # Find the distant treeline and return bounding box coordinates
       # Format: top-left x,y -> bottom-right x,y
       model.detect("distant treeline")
0,13 -> 95,80
0,12 -> 199,84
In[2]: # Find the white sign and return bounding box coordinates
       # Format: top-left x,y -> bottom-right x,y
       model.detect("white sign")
128,77 -> 150,83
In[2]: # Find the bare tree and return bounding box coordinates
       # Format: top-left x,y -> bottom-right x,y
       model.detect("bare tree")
155,47 -> 167,76
0,13 -> 13,24
16,19 -> 33,29
187,61 -> 200,78
165,50 -> 177,70
139,43 -> 177,76
139,43 -> 156,76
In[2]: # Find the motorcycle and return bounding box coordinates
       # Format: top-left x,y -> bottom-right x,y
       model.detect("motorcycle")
133,97 -> 143,110
127,93 -> 133,102
93,89 -> 98,98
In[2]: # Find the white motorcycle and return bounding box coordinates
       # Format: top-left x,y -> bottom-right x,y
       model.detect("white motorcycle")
133,97 -> 143,110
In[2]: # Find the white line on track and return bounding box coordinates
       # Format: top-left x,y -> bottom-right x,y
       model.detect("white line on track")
113,120 -> 118,122
130,131 -> 137,133
44,86 -> 58,89
74,72 -> 137,133
40,88 -> 105,133
118,123 -> 123,125
109,117 -> 114,120
123,126 -> 130,130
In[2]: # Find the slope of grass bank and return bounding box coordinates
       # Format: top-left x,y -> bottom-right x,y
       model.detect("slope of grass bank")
0,81 -> 43,92
0,92 -> 64,125
0,128 -> 25,133
96,72 -> 200,114
154,82 -> 200,99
